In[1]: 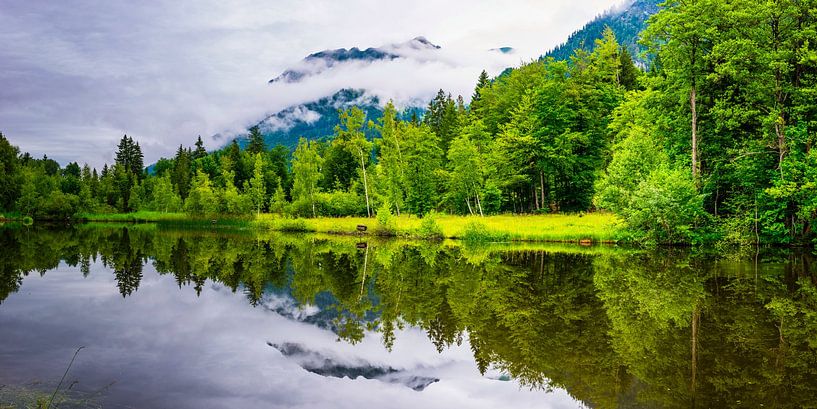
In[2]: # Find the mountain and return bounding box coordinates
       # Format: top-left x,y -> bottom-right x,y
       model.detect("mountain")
545,0 -> 661,64
236,89 -> 422,149
229,0 -> 662,153
270,36 -> 441,84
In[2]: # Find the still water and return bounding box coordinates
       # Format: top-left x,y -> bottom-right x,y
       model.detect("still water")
1,226 -> 816,408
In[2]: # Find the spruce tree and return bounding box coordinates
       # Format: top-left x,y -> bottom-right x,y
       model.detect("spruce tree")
471,70 -> 490,109
193,136 -> 207,160
247,126 -> 266,154
618,47 -> 640,90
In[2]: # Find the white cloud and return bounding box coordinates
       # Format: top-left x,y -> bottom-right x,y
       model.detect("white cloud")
0,0 -> 624,168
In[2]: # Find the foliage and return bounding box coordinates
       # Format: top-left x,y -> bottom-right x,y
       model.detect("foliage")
417,212 -> 444,239
621,166 -> 706,243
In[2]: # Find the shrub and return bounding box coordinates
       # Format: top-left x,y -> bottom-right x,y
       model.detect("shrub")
374,201 -> 397,236
315,191 -> 366,217
417,211 -> 444,239
275,218 -> 312,232
622,166 -> 706,243
461,220 -> 508,242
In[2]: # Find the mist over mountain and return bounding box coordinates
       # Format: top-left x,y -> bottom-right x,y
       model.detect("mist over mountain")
225,0 -> 662,152
270,37 -> 442,84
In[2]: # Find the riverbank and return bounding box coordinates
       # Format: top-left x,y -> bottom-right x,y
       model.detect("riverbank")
74,212 -> 626,243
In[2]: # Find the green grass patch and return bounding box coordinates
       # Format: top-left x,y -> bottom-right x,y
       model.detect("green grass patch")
254,213 -> 627,243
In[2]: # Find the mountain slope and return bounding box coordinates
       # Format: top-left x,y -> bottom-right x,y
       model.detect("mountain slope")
545,0 -> 661,63
237,89 -> 422,149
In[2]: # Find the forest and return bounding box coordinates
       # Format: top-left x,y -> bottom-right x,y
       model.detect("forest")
2,0 -> 817,245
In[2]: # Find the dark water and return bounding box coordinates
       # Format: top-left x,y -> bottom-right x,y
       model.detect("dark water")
1,226 -> 816,408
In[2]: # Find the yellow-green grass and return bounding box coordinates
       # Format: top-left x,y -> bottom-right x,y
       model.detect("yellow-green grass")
254,213 -> 626,243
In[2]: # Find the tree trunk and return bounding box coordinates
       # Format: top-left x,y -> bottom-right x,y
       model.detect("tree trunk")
540,171 -> 546,211
465,197 -> 474,215
533,184 -> 539,211
475,191 -> 484,217
691,85 -> 700,185
360,151 -> 371,218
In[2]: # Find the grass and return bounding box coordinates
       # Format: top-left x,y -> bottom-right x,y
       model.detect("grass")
254,213 -> 627,243
73,211 -> 627,243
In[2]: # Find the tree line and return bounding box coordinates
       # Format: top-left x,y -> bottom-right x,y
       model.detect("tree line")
2,0 -> 817,244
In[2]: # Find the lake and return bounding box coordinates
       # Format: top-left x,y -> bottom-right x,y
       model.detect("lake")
1,225 -> 816,408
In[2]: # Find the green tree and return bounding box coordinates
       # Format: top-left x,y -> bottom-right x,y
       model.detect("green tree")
221,170 -> 250,214
0,132 -> 23,211
292,138 -> 323,217
193,136 -> 207,160
644,0 -> 723,183
372,101 -> 406,215
403,124 -> 443,216
246,125 -> 266,155
172,145 -> 192,201
150,174 -> 182,213
335,107 -> 373,217
184,170 -> 218,215
247,153 -> 268,215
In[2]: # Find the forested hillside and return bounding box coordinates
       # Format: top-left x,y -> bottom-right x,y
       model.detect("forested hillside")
2,0 -> 817,245
546,0 -> 661,64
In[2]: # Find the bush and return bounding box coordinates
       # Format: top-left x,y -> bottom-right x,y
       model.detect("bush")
374,201 -> 397,236
622,166 -> 706,243
417,211 -> 444,239
275,218 -> 312,232
461,220 -> 508,242
38,191 -> 80,220
315,191 -> 366,217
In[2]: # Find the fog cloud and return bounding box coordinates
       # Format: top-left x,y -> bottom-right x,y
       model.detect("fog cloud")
0,0 -> 622,168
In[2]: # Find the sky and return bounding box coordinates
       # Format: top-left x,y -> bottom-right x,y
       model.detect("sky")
0,0 -> 622,168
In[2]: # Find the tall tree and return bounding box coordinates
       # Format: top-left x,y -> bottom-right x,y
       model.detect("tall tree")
246,125 -> 266,155
172,145 -> 192,201
373,101 -> 405,215
644,0 -> 722,184
247,153 -> 267,215
193,136 -> 207,160
292,138 -> 323,217
471,70 -> 491,111
0,132 -> 22,211
336,107 -> 373,217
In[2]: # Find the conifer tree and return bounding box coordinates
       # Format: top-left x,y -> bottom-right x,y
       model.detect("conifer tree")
193,136 -> 207,160
247,125 -> 266,155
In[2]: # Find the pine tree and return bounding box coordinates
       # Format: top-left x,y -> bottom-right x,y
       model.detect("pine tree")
193,136 -> 207,159
471,70 -> 490,110
618,47 -> 640,90
172,145 -> 192,200
247,126 -> 266,154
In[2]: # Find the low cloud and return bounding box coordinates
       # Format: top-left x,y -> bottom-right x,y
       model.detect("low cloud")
0,0 -> 623,168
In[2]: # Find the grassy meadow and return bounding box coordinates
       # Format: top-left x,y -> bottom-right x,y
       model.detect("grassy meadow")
74,211 -> 627,243
254,213 -> 626,243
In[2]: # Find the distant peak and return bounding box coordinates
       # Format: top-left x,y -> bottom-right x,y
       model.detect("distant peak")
270,37 -> 441,84
490,46 -> 515,54
408,36 -> 441,49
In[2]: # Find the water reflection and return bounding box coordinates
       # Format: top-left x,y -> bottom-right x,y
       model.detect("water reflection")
1,225 -> 817,408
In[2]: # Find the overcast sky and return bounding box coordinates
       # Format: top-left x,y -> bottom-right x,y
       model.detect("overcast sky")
0,0 -> 622,168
